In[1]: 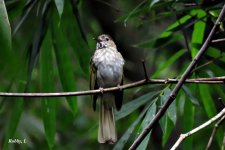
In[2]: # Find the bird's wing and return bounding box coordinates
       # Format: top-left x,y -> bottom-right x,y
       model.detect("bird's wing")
115,75 -> 123,111
90,59 -> 98,111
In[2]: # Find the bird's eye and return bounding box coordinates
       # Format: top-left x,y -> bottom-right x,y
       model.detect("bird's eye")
105,38 -> 109,41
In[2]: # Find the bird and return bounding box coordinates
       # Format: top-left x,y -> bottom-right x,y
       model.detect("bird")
90,34 -> 125,144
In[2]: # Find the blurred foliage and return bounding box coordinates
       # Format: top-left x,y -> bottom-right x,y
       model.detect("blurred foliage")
0,0 -> 225,150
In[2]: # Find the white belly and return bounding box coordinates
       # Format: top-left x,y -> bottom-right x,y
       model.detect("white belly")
93,48 -> 124,88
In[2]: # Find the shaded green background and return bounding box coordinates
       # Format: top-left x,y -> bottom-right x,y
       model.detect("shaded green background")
0,0 -> 225,150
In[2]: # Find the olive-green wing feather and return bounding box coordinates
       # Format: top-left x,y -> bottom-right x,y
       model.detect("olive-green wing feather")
90,61 -> 98,111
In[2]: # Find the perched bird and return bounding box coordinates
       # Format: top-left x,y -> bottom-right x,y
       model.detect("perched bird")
90,34 -> 125,144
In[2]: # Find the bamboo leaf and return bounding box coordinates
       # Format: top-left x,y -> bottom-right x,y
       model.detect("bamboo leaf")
182,85 -> 200,105
3,99 -> 24,150
113,103 -> 152,150
54,0 -> 64,19
0,0 -> 15,76
40,30 -> 56,149
191,9 -> 206,58
0,0 -> 11,51
159,88 -> 176,146
51,14 -> 77,114
115,91 -> 159,120
137,102 -> 156,150
61,1 -> 90,73
199,85 -> 217,118
152,49 -> 186,78
181,95 -> 195,150
199,84 -> 223,146
26,0 -> 51,91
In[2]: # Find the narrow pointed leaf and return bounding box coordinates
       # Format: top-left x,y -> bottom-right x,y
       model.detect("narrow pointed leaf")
113,103 -> 152,150
0,0 -> 11,51
0,0 -> 15,75
51,14 -> 77,114
191,9 -> 206,58
54,0 -> 64,19
152,49 -> 186,78
137,102 -> 156,150
40,30 -> 56,149
159,88 -> 176,146
26,0 -> 51,90
3,99 -> 24,150
13,0 -> 38,35
61,1 -> 90,73
199,84 -> 223,146
115,91 -> 159,120
181,95 -> 195,150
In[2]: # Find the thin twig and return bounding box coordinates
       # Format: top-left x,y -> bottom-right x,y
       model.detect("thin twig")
141,59 -> 149,81
170,107 -> 225,150
191,59 -> 214,73
212,38 -> 225,43
0,77 -> 224,97
206,115 -> 225,150
222,133 -> 225,150
129,4 -> 225,150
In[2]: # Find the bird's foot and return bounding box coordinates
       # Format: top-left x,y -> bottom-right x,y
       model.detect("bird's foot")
99,87 -> 104,94
117,85 -> 122,91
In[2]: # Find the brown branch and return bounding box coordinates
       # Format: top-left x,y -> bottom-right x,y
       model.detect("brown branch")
206,115 -> 225,150
0,76 -> 224,97
129,4 -> 225,150
171,107 -> 225,150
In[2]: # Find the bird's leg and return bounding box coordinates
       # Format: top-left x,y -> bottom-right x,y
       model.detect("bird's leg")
117,84 -> 122,91
99,87 -> 104,94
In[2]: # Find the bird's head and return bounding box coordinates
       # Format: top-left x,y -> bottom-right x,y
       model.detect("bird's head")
96,34 -> 116,49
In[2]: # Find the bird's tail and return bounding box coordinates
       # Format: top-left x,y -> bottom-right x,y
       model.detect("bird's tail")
98,94 -> 117,144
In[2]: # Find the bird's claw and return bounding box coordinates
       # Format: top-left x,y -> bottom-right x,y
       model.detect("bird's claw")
99,87 -> 104,94
117,85 -> 122,91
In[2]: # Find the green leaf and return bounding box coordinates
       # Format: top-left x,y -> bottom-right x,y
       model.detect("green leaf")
115,91 -> 159,120
182,85 -> 200,105
167,15 -> 192,32
149,0 -> 160,8
113,103 -> 152,150
207,47 -> 225,63
161,115 -> 174,146
159,88 -> 176,146
13,0 -> 38,35
199,84 -> 223,146
191,9 -> 206,58
61,1 -> 90,73
181,95 -> 195,150
54,0 -> 64,19
42,100 -> 56,149
51,15 -> 77,114
209,10 -> 220,18
40,30 -> 56,149
123,0 -> 147,26
0,0 -> 11,51
199,85 -> 217,118
3,99 -> 23,150
152,49 -> 186,78
137,102 -> 156,150
167,98 -> 176,125
0,0 -> 15,76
